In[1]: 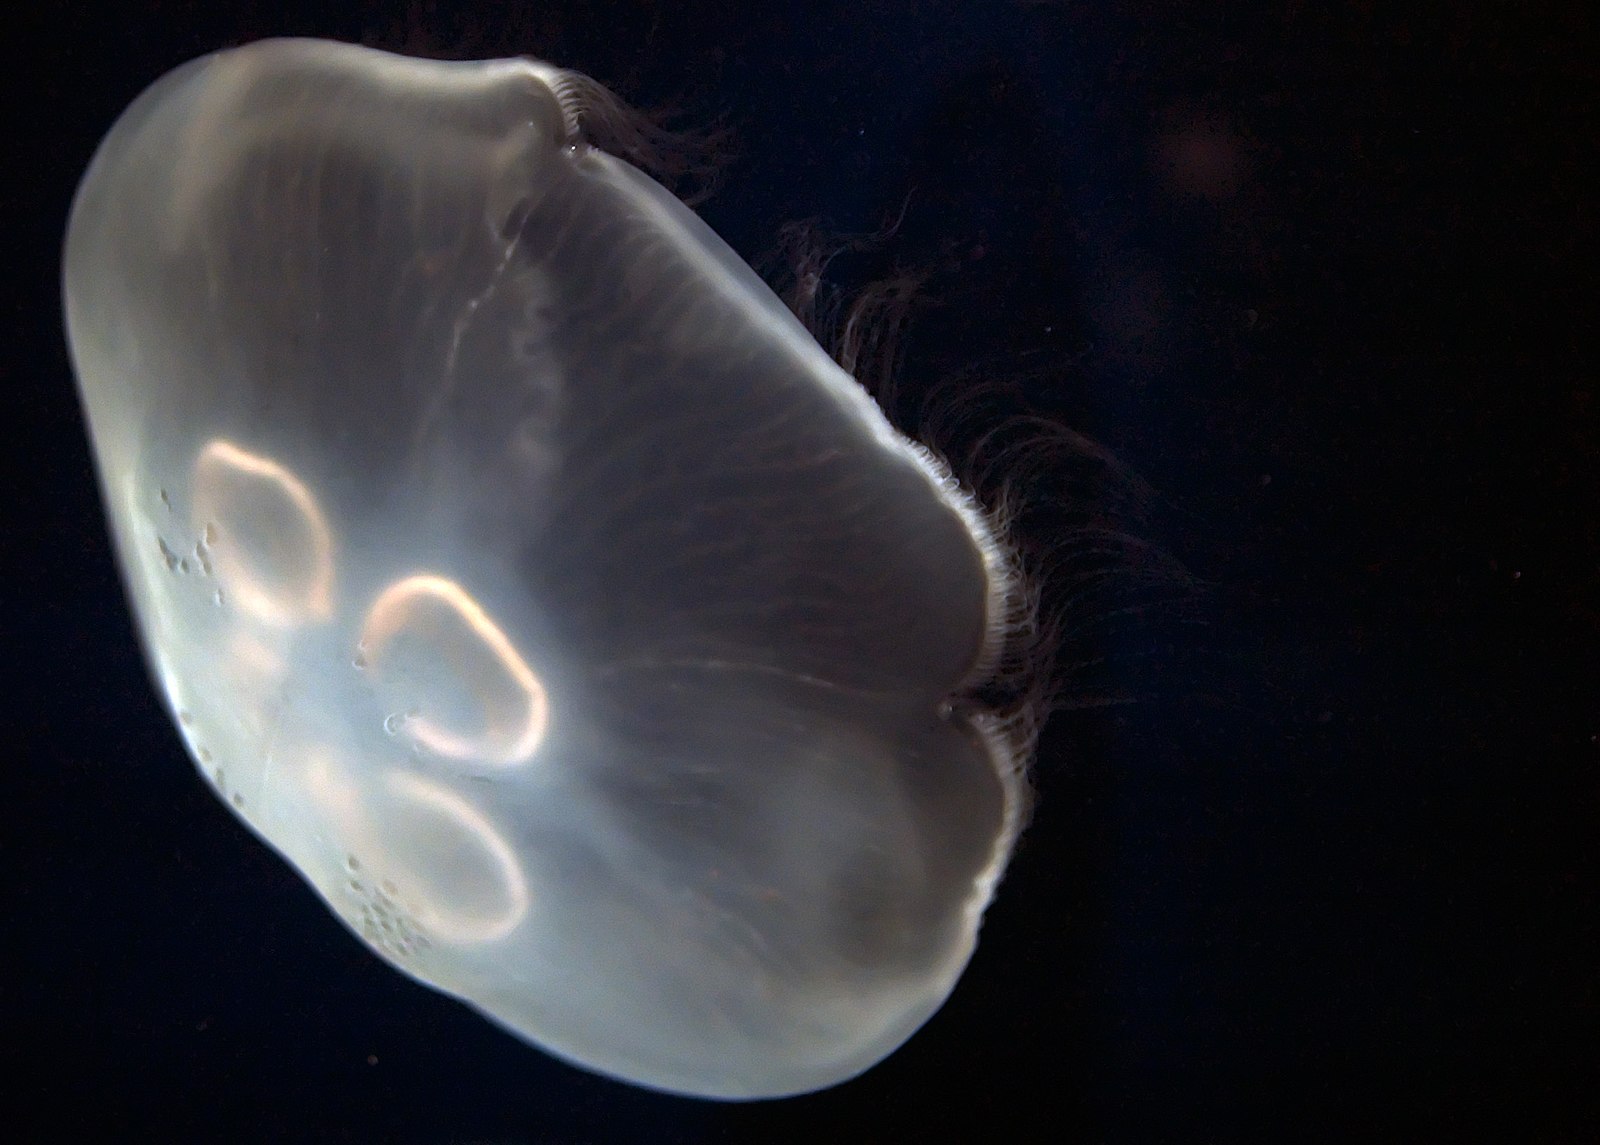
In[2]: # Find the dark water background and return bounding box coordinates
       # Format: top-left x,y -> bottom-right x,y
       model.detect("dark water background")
6,2 -> 1593,1141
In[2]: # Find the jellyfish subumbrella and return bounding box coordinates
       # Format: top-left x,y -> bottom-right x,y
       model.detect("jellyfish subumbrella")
62,38 -> 1037,1099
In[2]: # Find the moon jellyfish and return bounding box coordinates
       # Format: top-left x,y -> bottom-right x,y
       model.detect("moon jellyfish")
62,38 -> 1037,1099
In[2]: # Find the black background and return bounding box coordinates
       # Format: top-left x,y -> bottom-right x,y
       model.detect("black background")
6,2 -> 1594,1142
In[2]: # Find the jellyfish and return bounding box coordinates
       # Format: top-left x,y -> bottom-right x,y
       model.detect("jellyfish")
62,38 -> 1038,1099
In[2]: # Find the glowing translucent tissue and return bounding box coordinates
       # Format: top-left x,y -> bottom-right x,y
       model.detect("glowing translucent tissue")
63,38 -> 1029,1098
